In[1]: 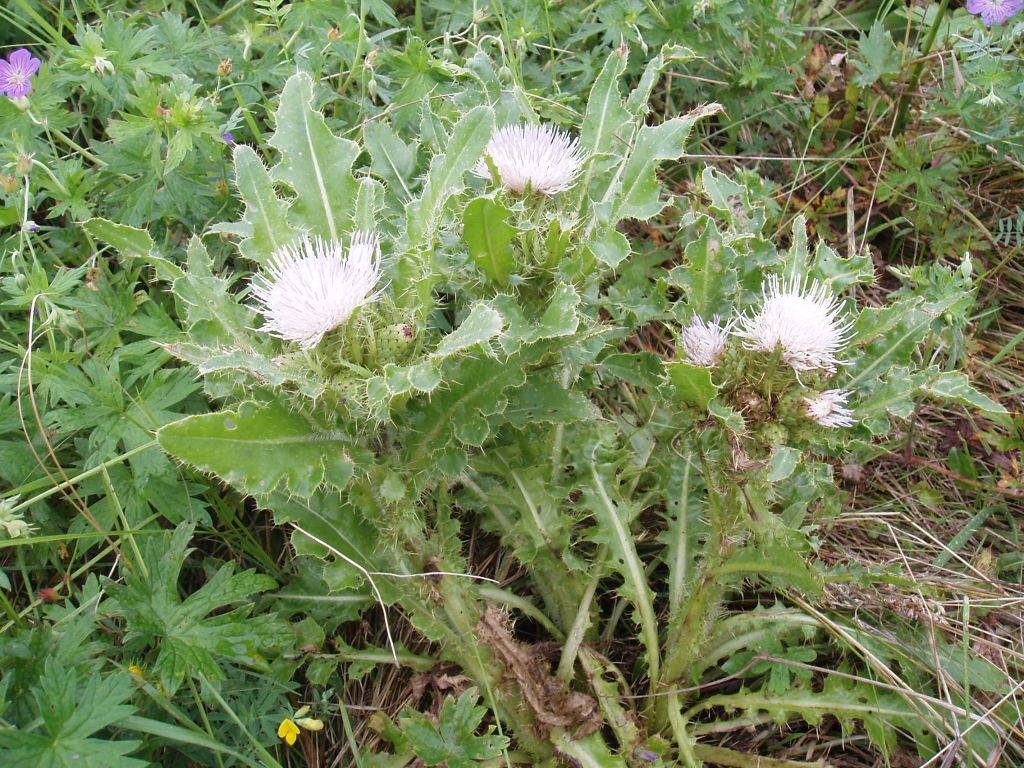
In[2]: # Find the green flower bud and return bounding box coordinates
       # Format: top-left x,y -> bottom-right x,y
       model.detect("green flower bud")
754,422 -> 789,447
15,153 -> 33,177
775,388 -> 807,425
376,323 -> 416,364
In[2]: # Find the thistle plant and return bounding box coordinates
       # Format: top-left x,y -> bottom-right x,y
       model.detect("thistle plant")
250,232 -> 384,349
84,46 -> 1011,767
474,123 -> 585,195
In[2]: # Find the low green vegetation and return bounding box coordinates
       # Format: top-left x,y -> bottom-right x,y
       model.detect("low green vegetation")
1,1 -> 1021,766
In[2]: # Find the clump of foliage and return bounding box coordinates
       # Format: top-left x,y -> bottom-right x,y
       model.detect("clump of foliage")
1,2 -> 1021,767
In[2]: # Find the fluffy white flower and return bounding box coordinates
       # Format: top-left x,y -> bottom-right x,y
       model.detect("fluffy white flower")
680,315 -> 730,367
474,123 -> 584,195
251,232 -> 382,348
734,275 -> 853,372
804,389 -> 855,428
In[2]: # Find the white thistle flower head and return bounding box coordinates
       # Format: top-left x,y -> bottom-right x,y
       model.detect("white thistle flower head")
734,275 -> 853,372
474,123 -> 585,195
805,389 -> 855,428
251,232 -> 383,348
680,315 -> 731,367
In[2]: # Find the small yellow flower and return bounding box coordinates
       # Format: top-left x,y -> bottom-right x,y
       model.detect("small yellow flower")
277,708 -> 325,746
296,717 -> 324,732
277,718 -> 300,746
128,665 -> 144,678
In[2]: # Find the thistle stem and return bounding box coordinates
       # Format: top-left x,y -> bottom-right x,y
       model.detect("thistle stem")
656,459 -> 748,726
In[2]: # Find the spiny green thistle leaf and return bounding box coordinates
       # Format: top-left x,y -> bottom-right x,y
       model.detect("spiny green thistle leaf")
581,457 -> 661,684
354,176 -> 385,232
700,166 -> 766,232
432,303 -> 504,359
403,355 -> 526,467
713,545 -> 822,595
158,399 -> 355,496
162,342 -> 324,399
369,303 -> 504,400
690,676 -> 935,759
463,197 -> 518,285
579,49 -> 631,202
847,292 -> 964,390
232,144 -> 296,266
270,488 -> 395,600
495,283 -> 581,351
766,446 -> 801,483
404,105 -> 494,248
612,105 -> 722,223
364,120 -> 417,200
588,227 -> 631,268
504,375 -> 601,427
82,217 -> 183,281
668,216 -> 740,319
626,44 -> 697,117
269,72 -> 360,241
665,360 -> 718,410
920,370 -> 1007,416
171,236 -> 259,350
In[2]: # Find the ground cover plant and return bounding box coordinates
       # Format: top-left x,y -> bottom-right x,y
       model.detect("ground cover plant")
0,1 -> 1022,767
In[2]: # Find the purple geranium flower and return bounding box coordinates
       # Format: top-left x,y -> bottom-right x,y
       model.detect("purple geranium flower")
221,132 -> 236,146
0,48 -> 41,99
966,0 -> 1023,26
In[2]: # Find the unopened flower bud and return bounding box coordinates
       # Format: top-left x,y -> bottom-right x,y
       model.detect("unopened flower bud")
218,58 -> 233,77
755,422 -> 789,447
15,153 -> 33,176
367,78 -> 378,101
327,26 -> 341,43
90,56 -> 115,76
377,323 -> 416,363
296,717 -> 324,732
0,174 -> 16,194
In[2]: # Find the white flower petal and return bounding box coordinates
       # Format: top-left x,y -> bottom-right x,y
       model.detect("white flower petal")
251,233 -> 383,348
474,123 -> 584,195
805,389 -> 855,428
680,315 -> 730,367
734,275 -> 853,372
